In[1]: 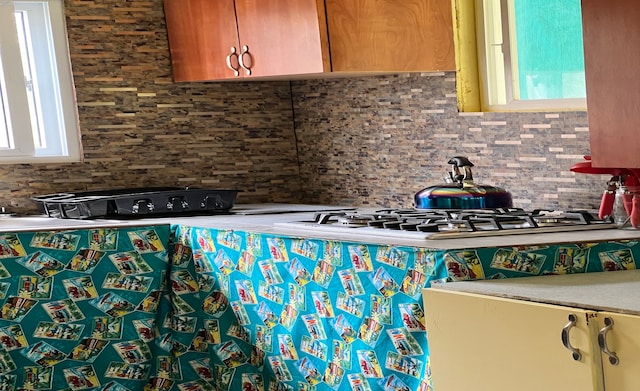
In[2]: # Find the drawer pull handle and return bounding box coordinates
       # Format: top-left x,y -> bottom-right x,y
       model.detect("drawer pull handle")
598,317 -> 620,365
225,46 -> 240,77
561,313 -> 582,361
238,45 -> 252,76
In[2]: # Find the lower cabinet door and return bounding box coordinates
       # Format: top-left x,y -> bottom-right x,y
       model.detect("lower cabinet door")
598,311 -> 640,391
423,289 -> 604,391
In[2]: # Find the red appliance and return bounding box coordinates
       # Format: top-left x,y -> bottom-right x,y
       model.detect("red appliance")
570,156 -> 640,226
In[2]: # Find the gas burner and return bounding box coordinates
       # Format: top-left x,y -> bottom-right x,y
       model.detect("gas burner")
312,211 -> 350,224
312,211 -> 401,227
336,214 -> 376,226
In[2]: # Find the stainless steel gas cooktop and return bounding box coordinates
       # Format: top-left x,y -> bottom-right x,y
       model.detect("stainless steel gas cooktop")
274,208 -> 618,240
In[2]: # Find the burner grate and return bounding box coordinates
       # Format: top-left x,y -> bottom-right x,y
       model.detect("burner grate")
308,208 -> 613,234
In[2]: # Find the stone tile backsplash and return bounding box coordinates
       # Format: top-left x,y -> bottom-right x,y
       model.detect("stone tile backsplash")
292,73 -> 605,211
0,1 -> 604,214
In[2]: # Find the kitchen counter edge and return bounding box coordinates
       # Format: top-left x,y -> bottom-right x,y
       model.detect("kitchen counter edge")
3,203 -> 640,250
426,269 -> 640,315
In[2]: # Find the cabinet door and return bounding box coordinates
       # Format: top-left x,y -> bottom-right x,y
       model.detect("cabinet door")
325,0 -> 455,72
598,312 -> 640,390
164,0 -> 241,81
423,289 -> 604,391
582,0 -> 640,168
234,0 -> 329,78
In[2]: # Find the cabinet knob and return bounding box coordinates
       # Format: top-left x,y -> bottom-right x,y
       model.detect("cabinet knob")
597,317 -> 620,365
225,46 -> 240,77
561,313 -> 582,361
238,45 -> 253,76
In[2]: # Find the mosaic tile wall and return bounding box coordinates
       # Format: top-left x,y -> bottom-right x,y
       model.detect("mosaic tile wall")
292,72 -> 606,211
0,0 -> 302,214
0,1 -> 605,215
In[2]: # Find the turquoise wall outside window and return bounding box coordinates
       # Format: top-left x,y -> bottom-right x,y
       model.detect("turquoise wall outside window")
514,0 -> 586,100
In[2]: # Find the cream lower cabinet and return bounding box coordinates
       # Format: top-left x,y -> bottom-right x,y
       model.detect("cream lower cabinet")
423,289 -> 640,391
598,311 -> 640,390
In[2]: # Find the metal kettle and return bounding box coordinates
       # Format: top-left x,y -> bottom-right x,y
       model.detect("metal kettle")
414,156 -> 513,209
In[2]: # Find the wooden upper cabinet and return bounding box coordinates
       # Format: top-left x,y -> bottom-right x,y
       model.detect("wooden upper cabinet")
234,0 -> 329,78
582,0 -> 640,168
163,0 -> 455,82
325,0 -> 455,72
163,0 -> 240,81
164,0 -> 328,81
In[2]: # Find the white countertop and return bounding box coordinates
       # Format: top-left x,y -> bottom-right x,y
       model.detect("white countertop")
429,269 -> 640,315
4,203 -> 640,249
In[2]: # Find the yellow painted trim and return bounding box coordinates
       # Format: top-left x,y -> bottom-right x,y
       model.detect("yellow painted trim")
452,0 -> 481,112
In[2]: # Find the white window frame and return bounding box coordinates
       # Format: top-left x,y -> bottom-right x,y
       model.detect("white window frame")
475,0 -> 587,112
0,0 -> 81,163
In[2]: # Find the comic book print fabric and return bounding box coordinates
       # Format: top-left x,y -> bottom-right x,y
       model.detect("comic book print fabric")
170,226 -> 447,391
0,222 -> 635,391
169,226 -> 640,391
442,241 -> 639,281
0,225 -> 173,391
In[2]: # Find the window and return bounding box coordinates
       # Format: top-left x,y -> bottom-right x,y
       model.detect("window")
0,0 -> 81,163
454,0 -> 587,112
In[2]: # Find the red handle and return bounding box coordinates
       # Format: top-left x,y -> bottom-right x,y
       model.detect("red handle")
623,192 -> 634,215
631,195 -> 640,228
599,190 -> 615,220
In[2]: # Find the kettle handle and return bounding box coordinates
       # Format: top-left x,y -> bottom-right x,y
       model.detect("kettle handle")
447,156 -> 474,167
448,156 -> 475,187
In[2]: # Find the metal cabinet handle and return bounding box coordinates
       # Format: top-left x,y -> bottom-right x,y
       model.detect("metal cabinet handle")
561,313 -> 582,361
598,317 -> 620,365
225,46 -> 240,77
238,44 -> 252,76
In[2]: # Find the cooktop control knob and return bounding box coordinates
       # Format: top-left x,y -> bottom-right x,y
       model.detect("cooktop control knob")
167,196 -> 189,211
132,199 -> 154,214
